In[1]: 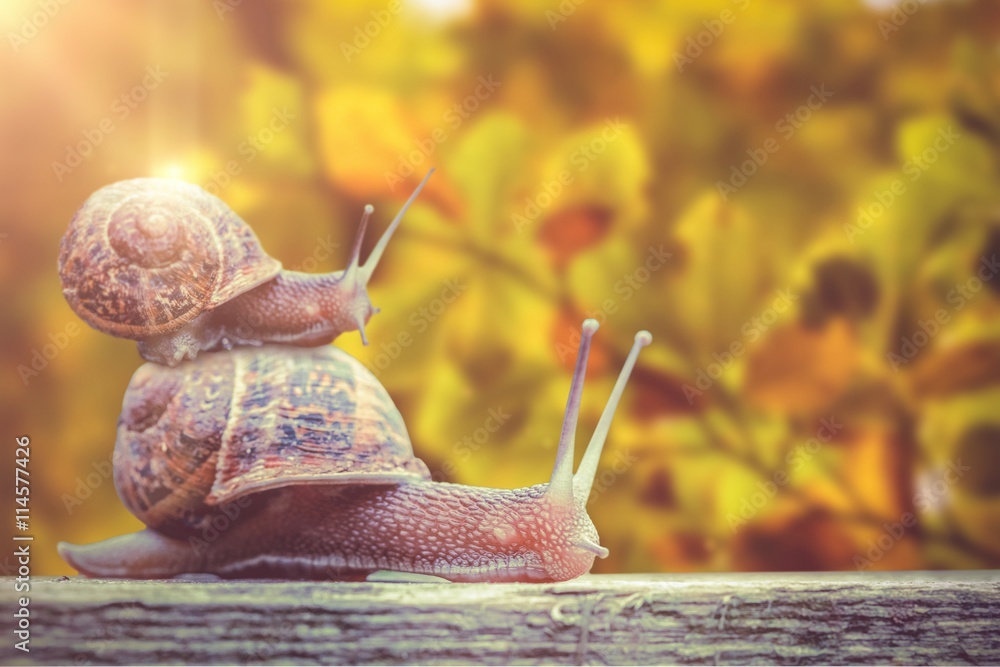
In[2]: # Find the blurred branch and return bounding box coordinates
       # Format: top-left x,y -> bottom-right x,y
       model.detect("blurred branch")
403,229 -> 563,303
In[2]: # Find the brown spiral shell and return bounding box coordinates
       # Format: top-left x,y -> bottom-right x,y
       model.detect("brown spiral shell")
114,345 -> 430,537
58,178 -> 282,340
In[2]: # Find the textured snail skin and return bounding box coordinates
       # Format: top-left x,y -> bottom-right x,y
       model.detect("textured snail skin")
135,270 -> 374,366
206,270 -> 376,348
58,483 -> 602,583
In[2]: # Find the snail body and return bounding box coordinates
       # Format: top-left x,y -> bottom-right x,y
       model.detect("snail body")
58,321 -> 650,583
58,172 -> 432,366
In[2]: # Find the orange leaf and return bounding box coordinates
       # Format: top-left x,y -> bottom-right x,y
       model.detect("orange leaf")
537,205 -> 613,270
910,341 -> 1000,398
744,318 -> 859,414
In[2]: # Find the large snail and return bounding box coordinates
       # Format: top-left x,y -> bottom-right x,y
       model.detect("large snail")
58,320 -> 650,582
58,171 -> 433,366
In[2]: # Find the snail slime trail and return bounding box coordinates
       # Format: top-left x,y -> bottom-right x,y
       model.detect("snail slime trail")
13,435 -> 32,653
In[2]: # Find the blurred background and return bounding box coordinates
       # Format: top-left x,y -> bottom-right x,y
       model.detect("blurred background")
1,0 -> 999,576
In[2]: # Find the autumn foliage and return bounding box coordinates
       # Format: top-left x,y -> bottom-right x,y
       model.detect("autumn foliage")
1,0 -> 999,575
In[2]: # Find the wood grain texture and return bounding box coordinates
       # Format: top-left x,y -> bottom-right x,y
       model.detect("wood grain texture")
2,572 -> 999,665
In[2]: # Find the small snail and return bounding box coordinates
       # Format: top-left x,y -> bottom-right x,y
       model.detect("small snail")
58,170 -> 433,367
58,320 -> 650,582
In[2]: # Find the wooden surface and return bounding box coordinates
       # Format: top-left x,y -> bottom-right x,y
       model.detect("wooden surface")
2,572 -> 999,665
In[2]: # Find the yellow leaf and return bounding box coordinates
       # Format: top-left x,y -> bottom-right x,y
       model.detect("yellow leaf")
315,85 -> 416,198
744,318 -> 859,414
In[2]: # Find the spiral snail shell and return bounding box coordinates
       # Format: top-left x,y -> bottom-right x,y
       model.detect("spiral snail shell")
58,171 -> 432,366
113,344 -> 427,538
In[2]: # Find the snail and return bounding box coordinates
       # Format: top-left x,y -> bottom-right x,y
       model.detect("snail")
58,170 -> 434,367
57,319 -> 651,582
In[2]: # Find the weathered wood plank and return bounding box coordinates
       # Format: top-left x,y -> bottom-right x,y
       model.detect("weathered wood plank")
2,572 -> 999,665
